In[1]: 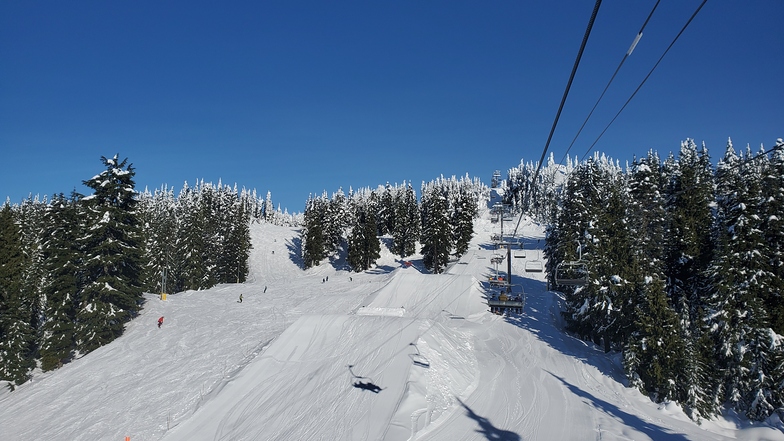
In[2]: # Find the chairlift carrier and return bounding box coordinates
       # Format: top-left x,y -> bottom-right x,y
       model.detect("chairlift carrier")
525,250 -> 544,272
555,241 -> 588,286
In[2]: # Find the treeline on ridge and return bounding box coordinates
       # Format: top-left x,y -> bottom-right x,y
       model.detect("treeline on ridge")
301,175 -> 484,274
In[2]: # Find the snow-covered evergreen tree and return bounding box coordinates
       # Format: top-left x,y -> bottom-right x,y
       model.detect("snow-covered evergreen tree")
377,183 -> 396,236
760,139 -> 784,335
0,203 -> 37,389
451,177 -> 478,258
624,152 -> 688,404
347,199 -> 381,272
663,140 -> 714,337
38,193 -> 81,372
302,195 -> 327,269
706,141 -> 782,420
75,155 -> 143,354
420,182 -> 451,274
392,182 -> 419,258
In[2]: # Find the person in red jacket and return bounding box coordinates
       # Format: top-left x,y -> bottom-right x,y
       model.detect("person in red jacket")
158,316 -> 164,328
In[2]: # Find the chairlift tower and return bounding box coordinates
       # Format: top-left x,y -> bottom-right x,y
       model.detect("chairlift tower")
491,170 -> 502,188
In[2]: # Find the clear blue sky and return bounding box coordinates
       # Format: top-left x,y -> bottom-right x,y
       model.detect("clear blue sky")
2,1 -> 782,212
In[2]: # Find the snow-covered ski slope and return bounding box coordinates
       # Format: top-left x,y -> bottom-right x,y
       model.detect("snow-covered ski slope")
1,210 -> 782,441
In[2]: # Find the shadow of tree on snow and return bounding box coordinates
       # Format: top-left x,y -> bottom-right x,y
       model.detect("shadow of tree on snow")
548,373 -> 691,441
500,272 -> 628,384
457,398 -> 521,441
286,235 -> 304,269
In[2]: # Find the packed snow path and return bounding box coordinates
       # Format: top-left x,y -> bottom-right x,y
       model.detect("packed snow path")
1,217 -> 781,440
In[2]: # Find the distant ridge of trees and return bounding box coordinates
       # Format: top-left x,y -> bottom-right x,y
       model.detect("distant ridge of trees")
502,138 -> 784,422
0,154 -> 295,388
301,175 -> 484,274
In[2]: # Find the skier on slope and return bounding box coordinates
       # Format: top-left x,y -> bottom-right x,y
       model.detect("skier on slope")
239,293 -> 243,303
158,316 -> 164,328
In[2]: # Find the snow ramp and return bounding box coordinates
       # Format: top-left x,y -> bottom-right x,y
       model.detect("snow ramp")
357,272 -> 487,320
162,311 -> 477,441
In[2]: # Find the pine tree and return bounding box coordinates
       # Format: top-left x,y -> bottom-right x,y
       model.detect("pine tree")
392,183 -> 419,258
377,183 -> 396,236
264,191 -> 274,223
221,185 -> 251,283
624,277 -> 686,403
556,158 -> 611,344
138,186 -> 176,294
420,183 -> 451,274
174,182 -> 207,291
302,195 -> 327,268
324,189 -> 349,256
581,166 -> 634,352
0,203 -> 37,388
452,178 -> 478,258
663,140 -> 714,337
75,155 -> 143,354
760,139 -> 784,334
38,193 -> 81,371
706,142 -> 781,420
347,202 -> 381,272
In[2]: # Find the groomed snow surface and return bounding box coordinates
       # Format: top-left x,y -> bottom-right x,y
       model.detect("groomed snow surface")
1,210 -> 783,441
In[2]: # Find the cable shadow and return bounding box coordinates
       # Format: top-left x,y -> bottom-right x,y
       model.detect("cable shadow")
457,398 -> 521,441
547,372 -> 691,441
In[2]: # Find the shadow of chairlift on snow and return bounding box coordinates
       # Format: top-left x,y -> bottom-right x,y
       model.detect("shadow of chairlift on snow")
353,380 -> 383,393
348,364 -> 384,393
409,343 -> 430,368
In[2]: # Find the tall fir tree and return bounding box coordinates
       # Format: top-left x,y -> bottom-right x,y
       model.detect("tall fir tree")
451,178 -> 478,258
624,152 -> 691,408
75,155 -> 143,354
663,140 -> 714,338
302,195 -> 327,268
0,203 -> 37,389
760,139 -> 784,334
347,202 -> 381,272
174,182 -> 207,291
392,183 -> 420,258
420,183 -> 451,274
38,193 -> 81,371
377,183 -> 396,236
706,142 -> 782,419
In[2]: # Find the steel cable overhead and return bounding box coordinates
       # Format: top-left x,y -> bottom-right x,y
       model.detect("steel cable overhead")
531,0 -> 602,187
558,0 -> 662,167
579,0 -> 709,162
513,0 -> 602,238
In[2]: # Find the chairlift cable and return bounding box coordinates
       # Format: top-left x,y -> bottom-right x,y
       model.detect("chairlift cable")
513,0 -> 603,238
558,0 -> 662,167
578,0 -> 709,162
530,0 -> 603,190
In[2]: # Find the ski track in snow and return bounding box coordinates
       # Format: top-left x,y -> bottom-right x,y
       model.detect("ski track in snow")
1,213 -> 782,441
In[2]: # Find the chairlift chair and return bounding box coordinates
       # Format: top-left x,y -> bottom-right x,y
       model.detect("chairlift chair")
525,260 -> 543,272
555,261 -> 588,286
554,241 -> 588,285
524,250 -> 544,272
514,243 -> 526,258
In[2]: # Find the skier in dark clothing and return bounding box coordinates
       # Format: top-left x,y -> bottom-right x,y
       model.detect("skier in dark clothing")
239,294 -> 243,303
